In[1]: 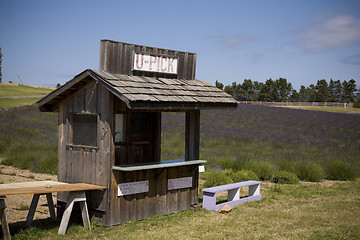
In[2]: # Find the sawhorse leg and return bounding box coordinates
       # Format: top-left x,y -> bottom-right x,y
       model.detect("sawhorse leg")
58,191 -> 90,235
26,193 -> 56,227
0,197 -> 11,240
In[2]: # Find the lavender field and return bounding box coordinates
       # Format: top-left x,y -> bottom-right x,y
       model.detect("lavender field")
0,104 -> 359,178
0,105 -> 57,173
162,104 -> 360,177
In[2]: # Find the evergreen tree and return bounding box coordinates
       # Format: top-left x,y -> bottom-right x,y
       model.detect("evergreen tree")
315,79 -> 329,102
290,89 -> 300,101
240,79 -> 254,101
342,79 -> 357,102
215,80 -> 224,90
0,48 -> 2,83
276,78 -> 292,101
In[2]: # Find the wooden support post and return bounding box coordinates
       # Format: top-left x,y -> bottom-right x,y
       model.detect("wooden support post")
26,194 -> 40,227
185,110 -> 200,161
26,193 -> 56,227
0,197 -> 11,240
46,193 -> 56,221
58,191 -> 90,235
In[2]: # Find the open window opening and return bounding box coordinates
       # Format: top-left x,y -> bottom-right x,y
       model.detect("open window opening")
161,112 -> 185,161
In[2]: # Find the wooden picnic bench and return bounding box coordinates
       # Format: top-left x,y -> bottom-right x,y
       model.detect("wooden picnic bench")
202,180 -> 262,211
0,181 -> 106,239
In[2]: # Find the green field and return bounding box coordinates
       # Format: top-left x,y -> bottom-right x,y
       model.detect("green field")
0,83 -> 54,110
0,83 -> 55,97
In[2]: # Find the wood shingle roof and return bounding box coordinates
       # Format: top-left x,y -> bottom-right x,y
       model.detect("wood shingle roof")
38,69 -> 237,111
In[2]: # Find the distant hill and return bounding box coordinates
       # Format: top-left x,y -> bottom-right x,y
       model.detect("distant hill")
0,83 -> 55,97
0,83 -> 55,110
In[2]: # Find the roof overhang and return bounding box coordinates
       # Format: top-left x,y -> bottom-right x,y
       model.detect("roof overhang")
37,69 -> 237,112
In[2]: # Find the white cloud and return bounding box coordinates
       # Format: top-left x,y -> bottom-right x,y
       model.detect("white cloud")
295,15 -> 360,52
342,53 -> 360,65
215,34 -> 259,49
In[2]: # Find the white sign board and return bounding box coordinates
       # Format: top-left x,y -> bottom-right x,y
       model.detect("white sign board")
168,177 -> 192,190
133,52 -> 178,74
118,180 -> 149,196
199,165 -> 205,173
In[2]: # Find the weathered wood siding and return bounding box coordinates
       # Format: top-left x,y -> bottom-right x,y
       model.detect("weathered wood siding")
99,40 -> 197,80
57,80 -> 112,225
109,165 -> 199,225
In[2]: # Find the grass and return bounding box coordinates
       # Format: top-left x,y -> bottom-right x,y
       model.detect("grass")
283,106 -> 360,114
10,180 -> 360,239
0,105 -> 58,174
0,97 -> 43,110
0,83 -> 54,110
0,83 -> 54,97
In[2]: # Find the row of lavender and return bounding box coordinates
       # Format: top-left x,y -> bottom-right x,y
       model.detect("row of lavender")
0,105 -> 58,173
162,104 -> 360,180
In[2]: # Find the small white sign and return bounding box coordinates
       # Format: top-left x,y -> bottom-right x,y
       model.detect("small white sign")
118,180 -> 149,196
133,52 -> 178,74
199,165 -> 205,173
168,177 -> 192,190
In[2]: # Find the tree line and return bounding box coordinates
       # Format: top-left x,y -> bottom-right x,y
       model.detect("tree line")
216,78 -> 359,103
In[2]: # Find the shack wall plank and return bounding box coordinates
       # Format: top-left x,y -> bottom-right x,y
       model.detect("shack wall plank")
156,168 -> 167,216
177,166 -> 188,211
167,167 -> 178,214
147,169 -> 157,217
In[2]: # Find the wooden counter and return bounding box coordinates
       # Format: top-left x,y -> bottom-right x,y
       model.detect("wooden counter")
112,159 -> 206,171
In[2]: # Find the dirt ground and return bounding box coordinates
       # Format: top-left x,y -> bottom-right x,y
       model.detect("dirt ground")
0,159 -> 57,224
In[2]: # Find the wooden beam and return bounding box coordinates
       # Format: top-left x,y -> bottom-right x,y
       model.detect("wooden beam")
185,110 -> 200,160
0,197 -> 11,240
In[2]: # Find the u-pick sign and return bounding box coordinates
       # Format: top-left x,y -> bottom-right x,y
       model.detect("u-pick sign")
133,52 -> 178,74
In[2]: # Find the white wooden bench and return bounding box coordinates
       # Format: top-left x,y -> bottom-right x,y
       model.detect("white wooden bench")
202,180 -> 262,211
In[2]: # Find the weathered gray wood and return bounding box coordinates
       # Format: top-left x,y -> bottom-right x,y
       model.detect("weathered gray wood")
37,40 -> 236,228
112,159 -> 206,171
178,166 -> 188,211
97,83 -> 112,226
85,81 -> 97,113
135,170 -> 146,221
167,167 -> 177,214
79,200 -> 91,230
156,168 -> 167,216
147,169 -> 157,217
185,110 -> 200,160
99,40 -> 197,80
190,165 -> 199,205
58,191 -> 89,235
39,69 -> 237,112
0,197 -> 11,240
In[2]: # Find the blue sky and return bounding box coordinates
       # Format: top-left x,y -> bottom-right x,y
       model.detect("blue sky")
0,0 -> 359,90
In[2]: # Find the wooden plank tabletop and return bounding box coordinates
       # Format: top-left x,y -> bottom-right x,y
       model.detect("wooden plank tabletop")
0,181 -> 66,190
0,182 -> 106,196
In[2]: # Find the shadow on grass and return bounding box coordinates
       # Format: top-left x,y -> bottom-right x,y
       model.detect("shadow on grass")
3,218 -> 59,238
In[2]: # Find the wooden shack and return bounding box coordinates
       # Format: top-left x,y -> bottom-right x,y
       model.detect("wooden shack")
38,40 -> 237,226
